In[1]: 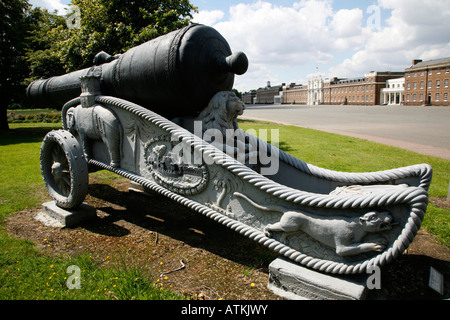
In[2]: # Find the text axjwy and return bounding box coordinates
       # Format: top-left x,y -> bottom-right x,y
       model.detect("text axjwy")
181,304 -> 268,317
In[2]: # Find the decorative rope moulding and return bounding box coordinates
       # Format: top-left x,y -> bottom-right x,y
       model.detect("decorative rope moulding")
68,95 -> 434,275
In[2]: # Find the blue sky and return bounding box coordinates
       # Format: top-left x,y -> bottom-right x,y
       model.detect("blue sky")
30,0 -> 450,92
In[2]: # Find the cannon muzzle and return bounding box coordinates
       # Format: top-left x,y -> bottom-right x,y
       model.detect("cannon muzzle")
26,24 -> 248,118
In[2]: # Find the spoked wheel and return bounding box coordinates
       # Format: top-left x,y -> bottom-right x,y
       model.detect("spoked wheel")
40,130 -> 89,209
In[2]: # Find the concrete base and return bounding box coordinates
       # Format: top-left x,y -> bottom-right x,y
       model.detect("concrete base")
37,201 -> 97,228
268,257 -> 368,300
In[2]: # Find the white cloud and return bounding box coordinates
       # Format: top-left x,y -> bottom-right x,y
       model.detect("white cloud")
331,0 -> 450,77
213,1 -> 336,66
192,9 -> 225,26
29,0 -> 68,14
202,0 -> 379,90
196,0 -> 450,91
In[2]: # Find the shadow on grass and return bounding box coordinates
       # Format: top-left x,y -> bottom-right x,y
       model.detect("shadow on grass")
82,183 -> 277,270
0,126 -> 59,146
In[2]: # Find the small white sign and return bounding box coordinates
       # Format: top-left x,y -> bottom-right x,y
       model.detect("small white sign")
429,267 -> 444,295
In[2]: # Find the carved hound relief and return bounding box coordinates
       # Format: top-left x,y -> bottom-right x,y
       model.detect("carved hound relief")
234,192 -> 394,257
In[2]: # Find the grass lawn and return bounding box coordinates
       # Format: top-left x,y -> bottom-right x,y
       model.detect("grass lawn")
0,120 -> 449,299
238,120 -> 450,246
0,123 -> 184,300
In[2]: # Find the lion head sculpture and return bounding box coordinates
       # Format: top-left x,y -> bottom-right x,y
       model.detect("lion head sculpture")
198,91 -> 245,136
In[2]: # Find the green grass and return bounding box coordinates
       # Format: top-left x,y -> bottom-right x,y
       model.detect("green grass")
239,120 -> 450,245
0,123 -> 184,300
0,121 -> 449,300
0,236 -> 181,300
0,123 -> 61,219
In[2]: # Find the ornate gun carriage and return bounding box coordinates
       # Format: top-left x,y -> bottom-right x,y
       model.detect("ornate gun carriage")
27,24 -> 432,275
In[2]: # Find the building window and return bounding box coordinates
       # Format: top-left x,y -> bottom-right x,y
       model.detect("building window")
445,79 -> 449,88
413,94 -> 417,102
437,80 -> 441,88
428,81 -> 432,89
421,71 -> 425,76
420,94 -> 424,102
436,93 -> 440,101
413,82 -> 417,90
444,93 -> 448,102
407,94 -> 410,102
437,69 -> 441,74
407,82 -> 411,90
420,81 -> 424,89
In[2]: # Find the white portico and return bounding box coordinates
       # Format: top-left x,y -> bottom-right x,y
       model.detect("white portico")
307,76 -> 324,105
381,77 -> 405,105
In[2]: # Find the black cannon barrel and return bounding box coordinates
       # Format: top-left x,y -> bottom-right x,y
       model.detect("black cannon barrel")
26,24 -> 248,118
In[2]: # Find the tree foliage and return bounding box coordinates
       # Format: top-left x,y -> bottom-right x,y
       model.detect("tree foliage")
26,8 -> 67,80
0,0 -> 196,129
0,0 -> 32,129
41,0 -> 197,73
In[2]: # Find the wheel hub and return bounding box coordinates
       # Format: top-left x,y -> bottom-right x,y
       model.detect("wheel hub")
51,162 -> 63,178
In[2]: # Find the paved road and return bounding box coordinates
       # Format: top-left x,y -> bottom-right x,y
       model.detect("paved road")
241,104 -> 450,160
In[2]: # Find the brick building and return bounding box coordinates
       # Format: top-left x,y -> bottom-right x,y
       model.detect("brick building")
254,82 -> 283,104
245,57 -> 450,107
282,83 -> 308,104
242,91 -> 256,104
404,58 -> 450,106
325,72 -> 405,105
282,71 -> 404,106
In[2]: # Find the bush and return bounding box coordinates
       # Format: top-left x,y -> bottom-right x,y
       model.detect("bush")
7,111 -> 61,124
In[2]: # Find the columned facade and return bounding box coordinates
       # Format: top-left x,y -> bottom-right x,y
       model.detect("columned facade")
307,77 -> 324,105
381,78 -> 405,105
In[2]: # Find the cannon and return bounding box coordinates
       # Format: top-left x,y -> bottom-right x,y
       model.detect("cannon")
26,24 -> 248,119
29,24 -> 432,281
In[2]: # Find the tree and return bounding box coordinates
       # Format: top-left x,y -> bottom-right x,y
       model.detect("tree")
0,2 -> 65,130
25,8 -> 67,80
0,0 -> 31,130
0,0 -> 197,130
43,0 -> 197,73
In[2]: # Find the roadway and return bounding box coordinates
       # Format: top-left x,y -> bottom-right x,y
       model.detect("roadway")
240,104 -> 450,160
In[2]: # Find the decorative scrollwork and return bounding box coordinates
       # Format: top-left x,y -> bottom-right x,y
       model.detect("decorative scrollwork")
143,135 -> 209,196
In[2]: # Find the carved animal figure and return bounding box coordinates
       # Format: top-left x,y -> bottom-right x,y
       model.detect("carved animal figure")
198,91 -> 258,164
234,192 -> 394,257
198,91 -> 244,135
66,105 -> 122,168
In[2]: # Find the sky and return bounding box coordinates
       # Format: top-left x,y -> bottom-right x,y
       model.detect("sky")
29,0 -> 450,93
